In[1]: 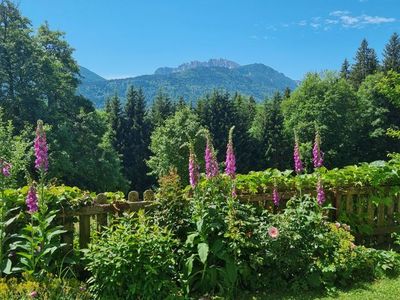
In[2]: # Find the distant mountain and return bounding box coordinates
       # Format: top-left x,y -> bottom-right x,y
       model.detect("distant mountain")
77,59 -> 297,107
79,66 -> 107,83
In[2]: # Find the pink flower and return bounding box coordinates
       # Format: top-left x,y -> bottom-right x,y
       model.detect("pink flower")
312,131 -> 324,168
316,177 -> 325,205
26,185 -> 38,214
350,242 -> 356,250
268,226 -> 279,239
293,136 -> 303,174
188,147 -> 199,188
0,160 -> 11,177
34,120 -> 49,172
335,222 -> 341,229
225,126 -> 236,179
205,133 -> 219,179
272,186 -> 280,207
29,291 -> 38,298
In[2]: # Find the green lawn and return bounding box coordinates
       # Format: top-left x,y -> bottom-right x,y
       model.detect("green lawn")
240,276 -> 400,300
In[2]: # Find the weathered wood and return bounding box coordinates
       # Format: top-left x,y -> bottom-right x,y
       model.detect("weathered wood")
61,217 -> 74,253
346,193 -> 353,214
356,195 -> 364,216
387,201 -> 394,225
377,204 -> 385,227
367,200 -> 375,225
143,190 -> 155,202
96,193 -> 108,231
334,191 -> 341,219
79,215 -> 91,249
128,191 -> 140,202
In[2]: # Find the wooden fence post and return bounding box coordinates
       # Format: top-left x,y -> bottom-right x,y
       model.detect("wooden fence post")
96,193 -> 108,232
61,216 -> 75,253
79,214 -> 91,249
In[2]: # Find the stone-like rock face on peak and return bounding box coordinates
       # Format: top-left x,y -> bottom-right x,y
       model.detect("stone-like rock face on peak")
154,59 -> 240,75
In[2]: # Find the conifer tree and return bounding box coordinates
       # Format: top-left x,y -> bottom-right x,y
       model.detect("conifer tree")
148,89 -> 175,128
350,39 -> 379,87
340,58 -> 350,80
383,32 -> 400,73
105,94 -> 124,153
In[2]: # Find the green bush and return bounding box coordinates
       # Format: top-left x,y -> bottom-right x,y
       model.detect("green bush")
0,274 -> 90,300
257,195 -> 400,292
84,210 -> 181,300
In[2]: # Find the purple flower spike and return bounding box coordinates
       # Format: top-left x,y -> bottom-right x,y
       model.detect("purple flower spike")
26,185 -> 38,214
272,186 -> 280,207
189,147 -> 199,188
0,159 -> 11,177
313,131 -> 323,168
225,126 -> 236,179
34,120 -> 49,173
205,132 -> 219,179
293,135 -> 303,174
317,177 -> 325,205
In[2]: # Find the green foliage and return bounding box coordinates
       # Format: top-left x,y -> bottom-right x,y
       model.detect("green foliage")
0,274 -> 90,300
147,107 -> 205,185
383,32 -> 400,73
84,211 -> 180,300
184,176 -> 264,297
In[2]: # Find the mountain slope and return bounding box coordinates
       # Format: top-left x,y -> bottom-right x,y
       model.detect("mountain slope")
79,66 -> 107,83
77,60 -> 297,107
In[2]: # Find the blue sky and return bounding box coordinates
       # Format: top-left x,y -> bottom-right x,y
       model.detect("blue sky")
20,0 -> 400,80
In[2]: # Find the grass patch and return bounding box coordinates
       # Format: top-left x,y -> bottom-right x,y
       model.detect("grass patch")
239,276 -> 400,299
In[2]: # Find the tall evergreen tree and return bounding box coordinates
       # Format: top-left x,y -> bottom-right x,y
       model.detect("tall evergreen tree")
340,58 -> 351,80
105,94 -> 124,154
148,89 -> 175,128
383,32 -> 400,73
250,92 -> 289,170
350,39 -> 379,87
122,86 -> 152,192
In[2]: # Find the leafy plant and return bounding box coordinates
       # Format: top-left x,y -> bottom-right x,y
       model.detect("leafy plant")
84,210 -> 180,300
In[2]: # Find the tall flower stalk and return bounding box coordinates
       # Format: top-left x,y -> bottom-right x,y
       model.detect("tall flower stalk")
272,184 -> 280,207
204,131 -> 219,179
293,133 -> 303,174
313,130 -> 323,168
225,126 -> 236,179
316,177 -> 325,205
188,143 -> 199,188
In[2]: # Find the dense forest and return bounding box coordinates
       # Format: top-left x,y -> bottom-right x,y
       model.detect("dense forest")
0,0 -> 399,194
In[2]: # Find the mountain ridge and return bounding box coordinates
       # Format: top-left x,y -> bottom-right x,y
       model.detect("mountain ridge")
77,59 -> 297,107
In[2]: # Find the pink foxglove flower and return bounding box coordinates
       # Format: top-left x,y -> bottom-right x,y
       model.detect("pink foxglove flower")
268,226 -> 279,239
272,186 -> 280,207
316,177 -> 325,205
225,126 -> 236,179
26,185 -> 38,214
205,133 -> 219,179
293,135 -> 303,174
34,120 -> 49,172
29,291 -> 38,298
188,147 -> 199,188
313,131 -> 323,168
0,159 -> 11,177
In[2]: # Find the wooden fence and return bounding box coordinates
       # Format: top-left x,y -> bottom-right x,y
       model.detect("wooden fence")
60,186 -> 400,251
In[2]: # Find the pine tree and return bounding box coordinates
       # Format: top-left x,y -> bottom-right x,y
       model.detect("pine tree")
105,94 -> 124,153
350,39 -> 379,87
383,32 -> 400,73
284,87 -> 291,99
340,58 -> 350,80
121,86 -> 152,192
148,89 -> 175,128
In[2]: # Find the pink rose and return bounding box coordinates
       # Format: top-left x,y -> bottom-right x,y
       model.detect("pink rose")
268,226 -> 279,239
29,291 -> 38,298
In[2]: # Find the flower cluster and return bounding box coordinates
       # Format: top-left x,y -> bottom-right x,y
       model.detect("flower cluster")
188,147 -> 199,188
293,137 -> 303,174
34,120 -> 48,172
313,131 -> 323,168
205,135 -> 219,179
225,126 -> 236,179
0,159 -> 11,177
268,226 -> 279,239
316,177 -> 325,205
26,184 -> 38,214
272,186 -> 280,207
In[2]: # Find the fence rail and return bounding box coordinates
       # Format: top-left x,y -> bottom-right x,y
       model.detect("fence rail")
60,186 -> 400,251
